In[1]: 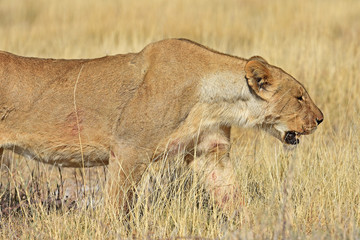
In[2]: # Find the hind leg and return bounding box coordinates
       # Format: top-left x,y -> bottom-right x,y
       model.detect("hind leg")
0,147 -> 12,169
0,147 -> 4,168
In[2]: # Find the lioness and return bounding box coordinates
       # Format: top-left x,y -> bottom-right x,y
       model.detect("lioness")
0,39 -> 323,209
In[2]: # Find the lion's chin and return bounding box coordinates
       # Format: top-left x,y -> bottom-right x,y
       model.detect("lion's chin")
284,131 -> 301,145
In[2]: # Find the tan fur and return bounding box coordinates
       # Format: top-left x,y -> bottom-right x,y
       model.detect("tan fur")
0,39 -> 323,209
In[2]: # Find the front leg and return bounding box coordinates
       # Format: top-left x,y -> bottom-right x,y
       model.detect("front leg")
106,143 -> 148,213
190,126 -> 240,212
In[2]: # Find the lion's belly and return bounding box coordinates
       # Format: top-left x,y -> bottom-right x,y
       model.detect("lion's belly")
1,137 -> 110,168
0,107 -> 112,168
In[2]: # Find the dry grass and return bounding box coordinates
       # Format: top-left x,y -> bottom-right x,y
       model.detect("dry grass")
0,0 -> 360,239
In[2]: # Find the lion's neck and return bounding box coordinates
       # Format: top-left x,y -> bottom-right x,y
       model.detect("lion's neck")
199,71 -> 251,103
198,71 -> 265,128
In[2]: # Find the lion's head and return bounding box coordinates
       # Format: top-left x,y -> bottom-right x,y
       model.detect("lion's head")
245,56 -> 323,145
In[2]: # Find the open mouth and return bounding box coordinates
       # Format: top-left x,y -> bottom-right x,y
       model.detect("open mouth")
284,131 -> 301,145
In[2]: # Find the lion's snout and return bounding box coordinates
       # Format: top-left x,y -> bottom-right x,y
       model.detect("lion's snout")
312,103 -> 324,126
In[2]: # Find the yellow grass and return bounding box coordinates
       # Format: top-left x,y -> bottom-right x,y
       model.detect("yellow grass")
0,0 -> 359,239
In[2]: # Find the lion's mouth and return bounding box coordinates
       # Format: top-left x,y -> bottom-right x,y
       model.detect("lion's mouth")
284,131 -> 301,145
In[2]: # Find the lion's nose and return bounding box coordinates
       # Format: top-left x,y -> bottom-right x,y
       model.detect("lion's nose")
316,118 -> 323,125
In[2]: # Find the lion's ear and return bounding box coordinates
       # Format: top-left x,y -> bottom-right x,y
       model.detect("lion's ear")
248,56 -> 268,64
245,58 -> 272,98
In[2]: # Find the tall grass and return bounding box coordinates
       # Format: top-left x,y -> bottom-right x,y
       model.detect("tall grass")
0,0 -> 359,239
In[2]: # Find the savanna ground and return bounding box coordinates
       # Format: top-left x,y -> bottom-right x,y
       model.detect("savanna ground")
0,0 -> 359,239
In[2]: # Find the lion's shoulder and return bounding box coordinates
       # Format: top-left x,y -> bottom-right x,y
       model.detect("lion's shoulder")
142,38 -> 246,62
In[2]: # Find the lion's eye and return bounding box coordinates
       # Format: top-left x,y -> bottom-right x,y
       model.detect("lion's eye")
296,96 -> 303,101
